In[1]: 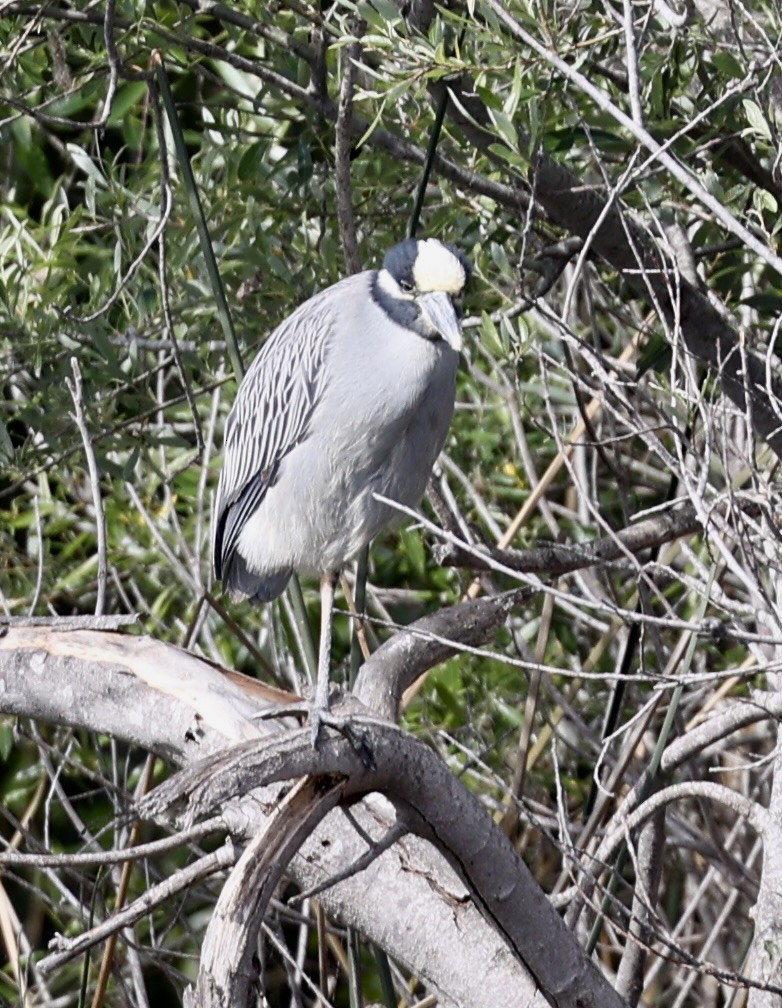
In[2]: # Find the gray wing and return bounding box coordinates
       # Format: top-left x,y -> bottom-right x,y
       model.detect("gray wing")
213,282 -> 345,584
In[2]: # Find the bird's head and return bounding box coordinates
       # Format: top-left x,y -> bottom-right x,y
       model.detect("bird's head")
373,238 -> 471,352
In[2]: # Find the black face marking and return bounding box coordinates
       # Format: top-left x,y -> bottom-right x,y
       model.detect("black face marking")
371,238 -> 470,342
382,239 -> 419,289
371,272 -> 425,332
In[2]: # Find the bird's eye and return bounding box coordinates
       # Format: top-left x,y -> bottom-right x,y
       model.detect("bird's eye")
399,280 -> 415,294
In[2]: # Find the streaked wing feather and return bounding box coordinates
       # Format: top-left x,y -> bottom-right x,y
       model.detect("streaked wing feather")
214,469 -> 273,579
213,288 -> 338,578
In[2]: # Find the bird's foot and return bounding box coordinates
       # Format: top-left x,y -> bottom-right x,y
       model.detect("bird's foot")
309,702 -> 327,749
254,699 -> 375,768
308,706 -> 376,769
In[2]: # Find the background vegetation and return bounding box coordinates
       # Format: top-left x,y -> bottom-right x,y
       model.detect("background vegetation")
1,0 -> 782,1005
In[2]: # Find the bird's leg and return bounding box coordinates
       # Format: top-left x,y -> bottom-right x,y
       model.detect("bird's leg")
310,569 -> 338,746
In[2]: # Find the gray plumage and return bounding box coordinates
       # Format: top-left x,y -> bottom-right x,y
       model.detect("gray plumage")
213,237 -> 469,741
213,239 -> 470,602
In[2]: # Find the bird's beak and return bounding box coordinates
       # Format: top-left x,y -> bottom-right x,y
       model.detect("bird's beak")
419,291 -> 463,352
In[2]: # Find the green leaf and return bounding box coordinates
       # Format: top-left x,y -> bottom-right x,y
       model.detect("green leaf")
488,143 -> 527,169
503,58 -> 524,118
711,52 -> 744,79
743,99 -> 771,142
107,81 -> 148,124
358,0 -> 402,30
636,331 -> 671,378
490,696 -> 524,728
66,143 -> 108,188
753,188 -> 778,215
490,108 -> 518,150
0,720 -> 14,762
741,293 -> 782,314
480,311 -> 504,355
399,526 -> 426,579
51,554 -> 97,591
475,84 -> 503,111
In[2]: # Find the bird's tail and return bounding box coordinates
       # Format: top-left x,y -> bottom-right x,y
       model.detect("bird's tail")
223,551 -> 291,604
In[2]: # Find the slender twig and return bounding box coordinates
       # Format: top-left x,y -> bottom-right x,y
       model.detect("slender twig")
27,497 -> 43,616
124,482 -> 199,592
65,358 -> 108,616
595,780 -> 768,865
289,822 -> 406,905
620,0 -> 643,126
462,338 -> 640,598
585,563 -> 718,954
151,79 -> 204,462
1,375 -> 231,503
178,0 -> 320,62
5,5 -> 530,219
500,590 -> 552,832
152,53 -> 244,380
315,901 -> 329,1008
584,414 -> 695,821
335,22 -> 364,275
63,174 -> 171,326
407,87 -> 449,240
93,0 -> 119,127
38,843 -> 236,974
371,943 -> 397,1008
374,494 -> 755,641
439,500 -> 709,578
202,591 -> 279,681
0,817 -> 224,868
287,575 -> 318,683
347,927 -> 362,1008
90,754 -> 157,1008
482,0 -> 782,279
344,559 -> 373,685
261,916 -> 335,1006
196,379 -> 223,563
615,809 -> 665,1004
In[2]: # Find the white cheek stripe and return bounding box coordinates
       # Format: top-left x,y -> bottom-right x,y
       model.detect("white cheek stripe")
376,268 -> 413,301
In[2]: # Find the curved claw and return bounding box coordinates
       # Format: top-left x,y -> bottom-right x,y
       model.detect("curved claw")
254,699 -> 375,769
309,704 -> 326,748
309,708 -> 376,769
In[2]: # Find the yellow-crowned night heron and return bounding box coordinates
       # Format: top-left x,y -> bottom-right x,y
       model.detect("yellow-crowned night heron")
213,238 -> 470,740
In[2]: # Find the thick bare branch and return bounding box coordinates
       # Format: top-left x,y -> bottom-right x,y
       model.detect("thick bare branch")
334,23 -> 364,275
0,627 -> 608,1007
143,723 -> 628,1008
353,588 -> 528,720
187,777 -> 346,1008
435,503 -> 707,577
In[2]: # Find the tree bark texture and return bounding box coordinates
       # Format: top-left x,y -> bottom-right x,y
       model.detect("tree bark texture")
0,626 -> 627,1008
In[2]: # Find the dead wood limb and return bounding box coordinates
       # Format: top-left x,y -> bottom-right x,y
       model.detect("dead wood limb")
0,626 -> 566,1006
353,588 -> 528,721
434,502 -> 707,577
143,722 -> 628,1008
186,777 -> 346,1008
